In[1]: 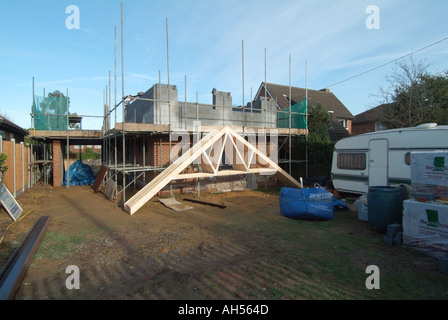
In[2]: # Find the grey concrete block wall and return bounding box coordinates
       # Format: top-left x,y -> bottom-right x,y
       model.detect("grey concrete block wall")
125,83 -> 277,130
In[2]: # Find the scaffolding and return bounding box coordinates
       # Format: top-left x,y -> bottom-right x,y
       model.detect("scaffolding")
28,4 -> 309,207
30,77 -> 106,189
29,84 -> 307,205
99,11 -> 308,204
100,81 -> 308,204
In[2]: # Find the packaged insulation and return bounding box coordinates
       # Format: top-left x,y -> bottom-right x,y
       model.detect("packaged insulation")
403,199 -> 448,258
410,151 -> 448,200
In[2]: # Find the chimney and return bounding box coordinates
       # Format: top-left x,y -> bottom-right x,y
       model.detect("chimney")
320,88 -> 331,93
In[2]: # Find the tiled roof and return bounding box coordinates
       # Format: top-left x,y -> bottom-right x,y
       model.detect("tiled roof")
256,82 -> 354,120
0,116 -> 28,136
329,120 -> 351,141
353,103 -> 391,124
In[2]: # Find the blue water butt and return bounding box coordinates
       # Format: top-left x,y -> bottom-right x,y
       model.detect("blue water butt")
367,186 -> 403,233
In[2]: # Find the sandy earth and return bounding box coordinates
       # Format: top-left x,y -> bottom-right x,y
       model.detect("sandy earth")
0,183 -> 446,301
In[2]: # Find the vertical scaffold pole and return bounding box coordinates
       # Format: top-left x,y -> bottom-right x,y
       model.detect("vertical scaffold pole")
66,88 -> 70,189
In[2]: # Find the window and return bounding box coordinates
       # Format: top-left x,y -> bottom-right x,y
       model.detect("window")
337,153 -> 366,170
375,122 -> 387,131
405,152 -> 411,165
338,118 -> 348,129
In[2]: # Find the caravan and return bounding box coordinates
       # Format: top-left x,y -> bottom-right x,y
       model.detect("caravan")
331,123 -> 448,195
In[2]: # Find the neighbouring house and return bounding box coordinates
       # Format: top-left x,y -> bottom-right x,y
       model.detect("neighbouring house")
0,116 -> 28,143
352,103 -> 390,135
253,82 -> 354,141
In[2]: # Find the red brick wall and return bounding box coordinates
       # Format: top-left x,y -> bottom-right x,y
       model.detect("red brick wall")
352,122 -> 375,135
52,140 -> 62,187
347,119 -> 352,134
124,133 -> 278,194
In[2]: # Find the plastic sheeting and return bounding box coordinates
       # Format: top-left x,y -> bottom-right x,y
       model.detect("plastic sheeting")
63,160 -> 96,186
32,95 -> 68,131
277,98 -> 307,129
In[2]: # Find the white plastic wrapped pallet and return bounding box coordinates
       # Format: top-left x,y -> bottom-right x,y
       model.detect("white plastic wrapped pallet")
403,199 -> 448,258
410,151 -> 448,199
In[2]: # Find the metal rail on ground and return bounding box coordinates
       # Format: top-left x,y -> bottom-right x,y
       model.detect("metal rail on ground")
0,216 -> 51,300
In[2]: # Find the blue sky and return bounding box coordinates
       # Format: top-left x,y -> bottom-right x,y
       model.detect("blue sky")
1,0 -> 448,130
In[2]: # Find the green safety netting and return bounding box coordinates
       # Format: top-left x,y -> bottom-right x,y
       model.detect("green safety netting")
277,98 -> 307,129
32,95 -> 68,131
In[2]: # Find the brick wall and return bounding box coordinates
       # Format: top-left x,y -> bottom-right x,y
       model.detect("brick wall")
347,119 -> 352,134
352,122 -> 375,135
123,132 -> 279,195
52,140 -> 63,187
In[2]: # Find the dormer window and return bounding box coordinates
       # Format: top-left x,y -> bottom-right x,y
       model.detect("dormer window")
339,118 -> 348,129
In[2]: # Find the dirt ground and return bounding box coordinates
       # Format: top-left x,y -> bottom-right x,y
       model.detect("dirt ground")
0,183 -> 447,300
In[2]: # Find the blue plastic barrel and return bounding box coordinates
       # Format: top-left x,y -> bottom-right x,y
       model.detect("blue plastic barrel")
367,186 -> 403,233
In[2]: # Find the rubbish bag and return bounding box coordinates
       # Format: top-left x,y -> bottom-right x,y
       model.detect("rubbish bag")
63,160 -> 96,186
279,186 -> 334,221
333,198 -> 350,211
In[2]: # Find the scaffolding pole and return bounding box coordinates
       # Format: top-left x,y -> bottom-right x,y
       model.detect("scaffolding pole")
305,59 -> 309,179
66,88 -> 70,189
166,17 -> 173,197
288,54 -> 292,175
121,2 -> 126,204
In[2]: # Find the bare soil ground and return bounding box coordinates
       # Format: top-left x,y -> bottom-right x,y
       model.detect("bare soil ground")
1,183 -> 447,300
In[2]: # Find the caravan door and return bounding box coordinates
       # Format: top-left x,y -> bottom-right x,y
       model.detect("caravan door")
369,139 -> 388,187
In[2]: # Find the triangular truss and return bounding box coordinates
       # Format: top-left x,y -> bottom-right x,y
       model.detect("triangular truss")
124,126 -> 302,215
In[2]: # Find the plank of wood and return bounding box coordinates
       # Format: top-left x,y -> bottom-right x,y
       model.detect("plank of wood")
175,169 -> 277,180
31,130 -> 103,139
183,198 -> 227,209
92,166 -> 108,193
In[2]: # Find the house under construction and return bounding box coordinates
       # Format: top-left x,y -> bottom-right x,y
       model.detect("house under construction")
29,80 -> 309,214
110,82 -> 307,212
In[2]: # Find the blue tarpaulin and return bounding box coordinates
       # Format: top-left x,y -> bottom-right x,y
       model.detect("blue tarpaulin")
63,160 -> 95,186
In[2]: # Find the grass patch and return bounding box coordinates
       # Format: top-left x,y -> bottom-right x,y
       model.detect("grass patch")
35,231 -> 86,261
225,207 -> 448,300
252,187 -> 281,195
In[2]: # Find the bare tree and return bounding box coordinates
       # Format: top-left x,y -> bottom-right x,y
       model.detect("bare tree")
0,109 -> 11,120
377,58 -> 447,128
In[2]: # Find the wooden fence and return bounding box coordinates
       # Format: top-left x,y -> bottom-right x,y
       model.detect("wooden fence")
1,137 -> 39,198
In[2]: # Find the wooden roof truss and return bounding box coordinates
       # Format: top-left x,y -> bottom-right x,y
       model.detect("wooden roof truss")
124,126 -> 301,215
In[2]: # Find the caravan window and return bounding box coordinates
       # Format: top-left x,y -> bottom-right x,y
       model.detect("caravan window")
337,153 -> 366,170
405,152 -> 411,165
